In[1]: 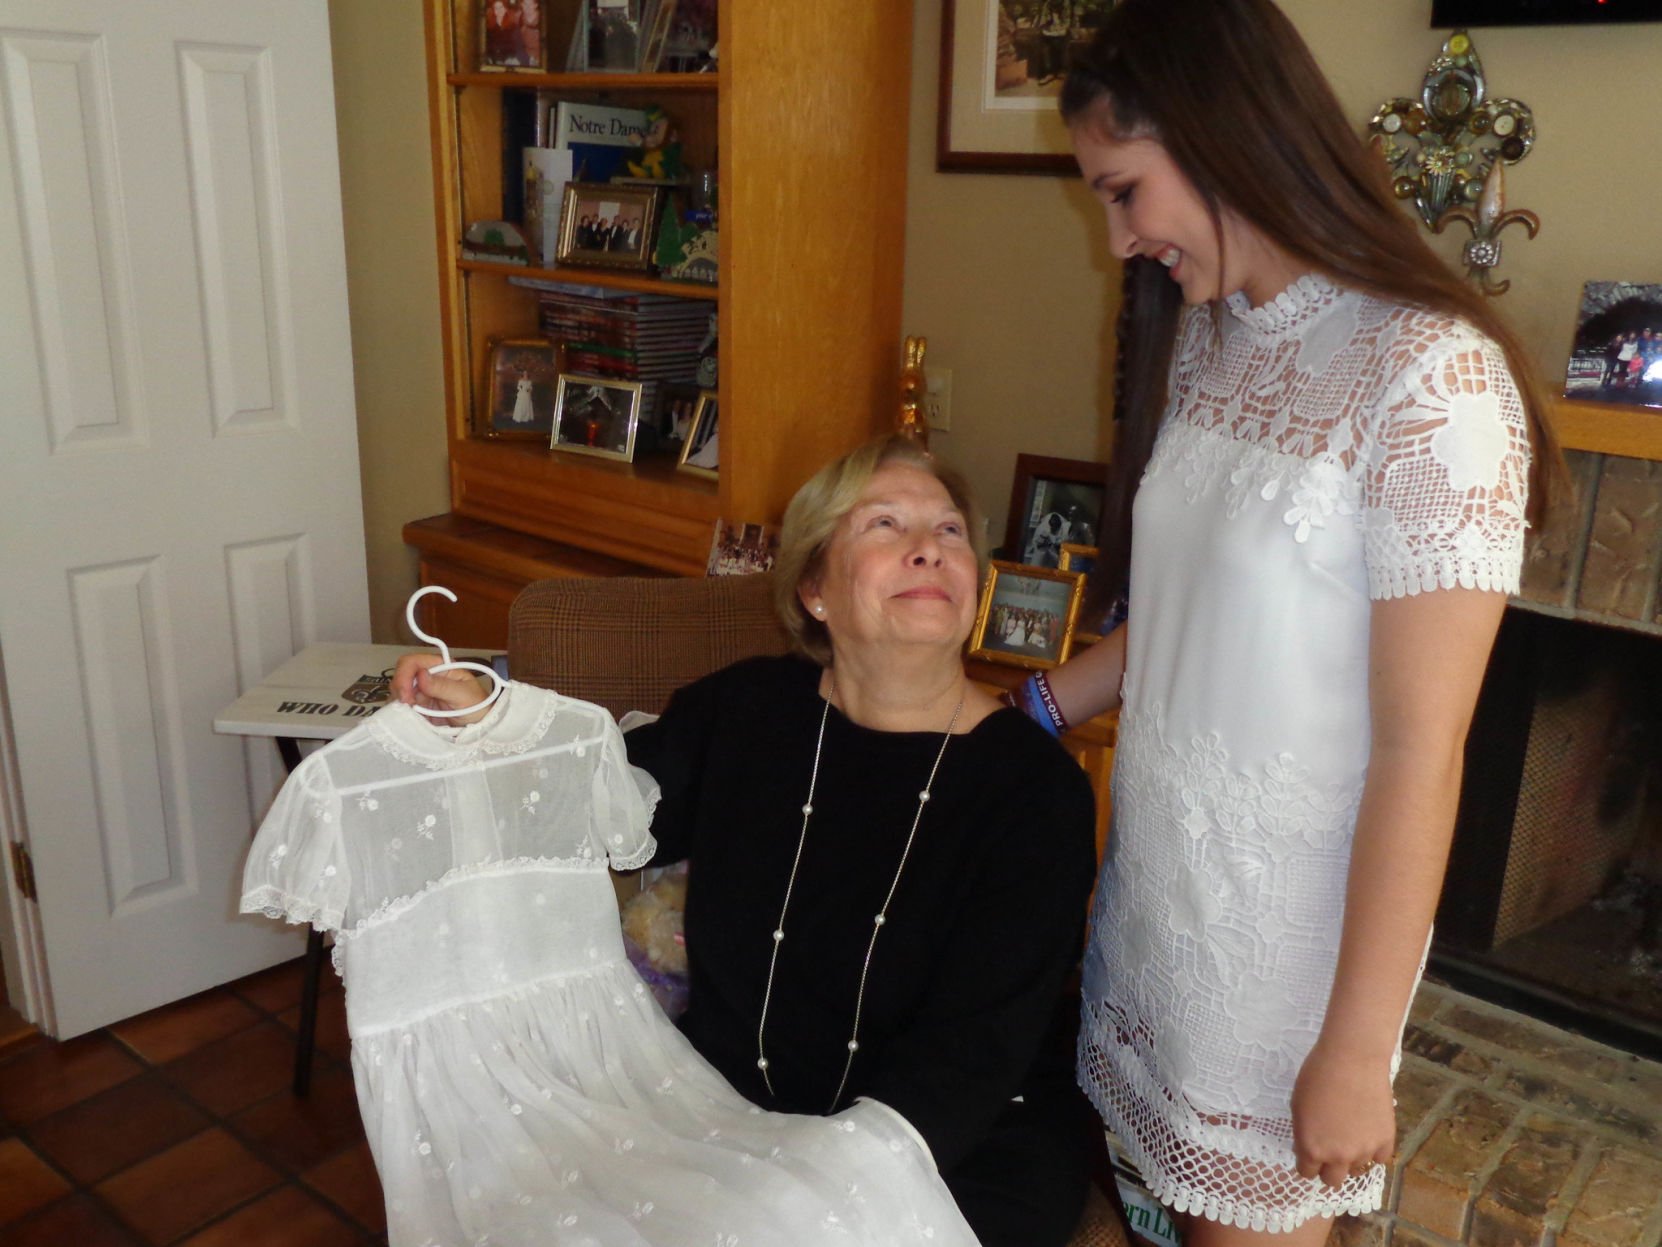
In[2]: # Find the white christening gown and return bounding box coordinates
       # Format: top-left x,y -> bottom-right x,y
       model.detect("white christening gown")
241,682 -> 976,1247
1078,276 -> 1531,1232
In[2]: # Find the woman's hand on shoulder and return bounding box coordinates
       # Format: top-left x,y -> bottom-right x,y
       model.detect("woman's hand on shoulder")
390,654 -> 492,722
1289,1037 -> 1396,1191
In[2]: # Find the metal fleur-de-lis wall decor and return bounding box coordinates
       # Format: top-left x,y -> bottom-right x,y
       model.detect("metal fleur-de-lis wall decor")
1368,30 -> 1539,295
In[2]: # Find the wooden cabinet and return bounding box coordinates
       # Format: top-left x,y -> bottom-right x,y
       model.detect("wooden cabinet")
410,0 -> 916,643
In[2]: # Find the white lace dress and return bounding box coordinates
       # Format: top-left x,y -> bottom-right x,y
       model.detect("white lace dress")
240,682 -> 975,1247
1078,275 -> 1531,1231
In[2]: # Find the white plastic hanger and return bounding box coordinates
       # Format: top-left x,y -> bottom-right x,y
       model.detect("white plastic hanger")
404,586 -> 507,719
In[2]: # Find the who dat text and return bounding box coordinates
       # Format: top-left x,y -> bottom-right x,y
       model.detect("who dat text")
277,701 -> 377,719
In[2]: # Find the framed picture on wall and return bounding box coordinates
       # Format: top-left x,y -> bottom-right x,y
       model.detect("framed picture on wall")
1003,453 -> 1110,569
938,0 -> 1121,173
968,560 -> 1086,669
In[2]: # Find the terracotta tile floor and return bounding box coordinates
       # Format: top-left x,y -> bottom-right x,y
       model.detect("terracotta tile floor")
0,957 -> 386,1246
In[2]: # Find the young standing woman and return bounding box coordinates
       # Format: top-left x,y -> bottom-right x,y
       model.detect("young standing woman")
1000,1 -> 1560,1243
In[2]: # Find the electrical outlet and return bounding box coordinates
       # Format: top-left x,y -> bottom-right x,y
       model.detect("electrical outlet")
924,367 -> 952,431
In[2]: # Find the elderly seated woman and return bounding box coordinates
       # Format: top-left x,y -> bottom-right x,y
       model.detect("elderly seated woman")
397,434 -> 1099,1245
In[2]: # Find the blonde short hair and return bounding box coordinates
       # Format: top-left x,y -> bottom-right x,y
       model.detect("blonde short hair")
771,435 -> 987,666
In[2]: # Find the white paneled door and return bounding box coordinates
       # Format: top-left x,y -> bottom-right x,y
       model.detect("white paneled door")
0,0 -> 368,1036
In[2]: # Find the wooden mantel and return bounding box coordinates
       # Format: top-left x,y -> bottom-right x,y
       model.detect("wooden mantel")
1552,398 -> 1662,463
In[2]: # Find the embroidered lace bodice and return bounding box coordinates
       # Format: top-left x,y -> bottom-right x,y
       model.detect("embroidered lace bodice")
241,683 -> 975,1247
1078,276 -> 1530,1232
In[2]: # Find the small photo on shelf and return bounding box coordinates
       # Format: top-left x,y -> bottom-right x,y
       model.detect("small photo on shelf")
481,337 -> 562,440
707,520 -> 779,576
556,182 -> 662,273
552,373 -> 643,461
1563,281 -> 1662,411
479,0 -> 543,70
969,560 -> 1086,671
586,0 -> 642,71
676,389 -> 719,478
639,0 -> 680,71
1005,453 -> 1109,569
657,380 -> 702,448
659,0 -> 715,72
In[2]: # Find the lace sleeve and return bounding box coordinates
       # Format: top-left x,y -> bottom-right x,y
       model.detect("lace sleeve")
591,715 -> 660,872
239,759 -> 349,932
1361,324 -> 1531,600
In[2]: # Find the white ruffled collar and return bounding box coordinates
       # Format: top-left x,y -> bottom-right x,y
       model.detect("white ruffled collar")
1224,272 -> 1341,339
367,681 -> 562,769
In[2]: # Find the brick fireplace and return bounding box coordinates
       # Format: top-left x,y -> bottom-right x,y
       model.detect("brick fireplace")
1434,449 -> 1662,1058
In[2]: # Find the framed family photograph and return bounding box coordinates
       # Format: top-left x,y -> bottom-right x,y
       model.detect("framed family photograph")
1563,281 -> 1662,412
1003,453 -> 1109,568
676,389 -> 719,478
479,0 -> 544,70
481,337 -> 562,439
552,374 -> 643,461
969,560 -> 1086,670
938,0 -> 1121,173
555,182 -> 662,272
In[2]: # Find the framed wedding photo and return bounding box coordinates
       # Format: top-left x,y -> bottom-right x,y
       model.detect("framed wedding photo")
1003,453 -> 1109,569
969,560 -> 1086,670
482,337 -> 562,440
677,389 -> 719,478
938,0 -> 1120,174
551,373 -> 643,461
479,0 -> 544,71
555,182 -> 662,272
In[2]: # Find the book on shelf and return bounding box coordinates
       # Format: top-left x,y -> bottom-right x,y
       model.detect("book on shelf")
551,101 -> 649,184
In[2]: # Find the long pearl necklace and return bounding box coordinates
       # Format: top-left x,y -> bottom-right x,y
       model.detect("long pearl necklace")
755,678 -> 963,1113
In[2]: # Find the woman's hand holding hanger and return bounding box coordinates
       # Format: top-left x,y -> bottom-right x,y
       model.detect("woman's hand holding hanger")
390,655 -> 492,723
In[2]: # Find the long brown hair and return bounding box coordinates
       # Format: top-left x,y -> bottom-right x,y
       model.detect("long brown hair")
1062,0 -> 1560,613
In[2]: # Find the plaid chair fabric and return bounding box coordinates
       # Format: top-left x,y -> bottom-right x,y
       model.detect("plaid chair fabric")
507,573 -> 791,718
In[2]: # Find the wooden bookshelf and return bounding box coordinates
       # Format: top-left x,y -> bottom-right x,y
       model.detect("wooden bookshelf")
412,0 -> 913,639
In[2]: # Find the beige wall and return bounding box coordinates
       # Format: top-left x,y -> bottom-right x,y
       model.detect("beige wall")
904,0 -> 1662,546
329,0 -> 449,643
331,3 -> 1662,601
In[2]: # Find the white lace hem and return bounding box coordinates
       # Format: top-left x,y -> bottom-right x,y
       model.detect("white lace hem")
1079,1010 -> 1385,1233
240,884 -> 341,933
1367,553 -> 1521,600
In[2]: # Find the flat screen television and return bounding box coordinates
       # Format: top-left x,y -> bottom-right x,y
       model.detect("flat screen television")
1432,0 -> 1662,24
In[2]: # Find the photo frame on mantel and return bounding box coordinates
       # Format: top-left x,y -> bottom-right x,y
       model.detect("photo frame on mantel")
937,0 -> 1120,173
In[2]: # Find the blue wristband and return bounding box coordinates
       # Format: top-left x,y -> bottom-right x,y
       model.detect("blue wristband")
1016,673 -> 1068,737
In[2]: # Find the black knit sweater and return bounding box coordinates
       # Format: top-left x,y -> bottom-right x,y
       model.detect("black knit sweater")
626,655 -> 1098,1244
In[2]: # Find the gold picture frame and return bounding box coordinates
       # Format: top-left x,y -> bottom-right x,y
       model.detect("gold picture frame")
551,373 -> 643,462
555,182 -> 662,273
676,388 -> 719,478
480,337 -> 563,440
968,559 -> 1086,670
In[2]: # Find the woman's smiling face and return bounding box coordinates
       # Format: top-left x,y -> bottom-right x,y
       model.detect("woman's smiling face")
798,463 -> 981,657
1071,119 -> 1302,308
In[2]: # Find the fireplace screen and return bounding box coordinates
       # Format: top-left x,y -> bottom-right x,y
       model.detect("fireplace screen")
1436,609 -> 1662,1055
